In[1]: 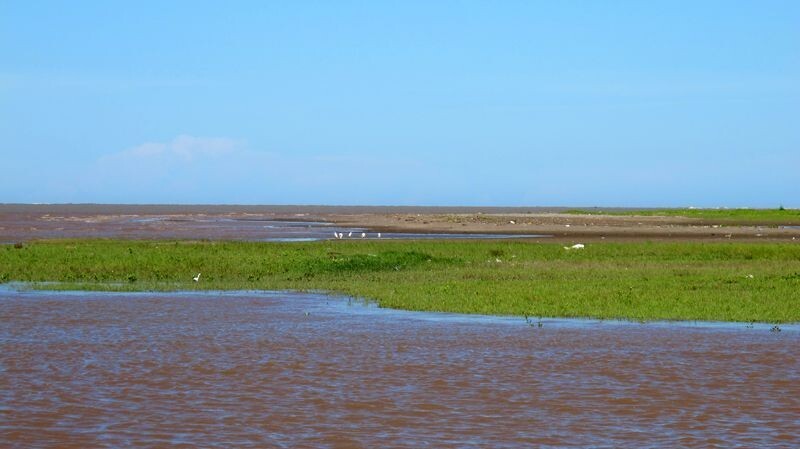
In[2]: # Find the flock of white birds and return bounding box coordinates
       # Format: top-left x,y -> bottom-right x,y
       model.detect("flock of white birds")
333,231 -> 381,239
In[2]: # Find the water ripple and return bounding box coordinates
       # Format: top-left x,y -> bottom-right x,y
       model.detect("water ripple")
1,290 -> 798,448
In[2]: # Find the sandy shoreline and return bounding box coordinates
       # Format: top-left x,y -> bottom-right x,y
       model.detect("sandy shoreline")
1,204 -> 798,242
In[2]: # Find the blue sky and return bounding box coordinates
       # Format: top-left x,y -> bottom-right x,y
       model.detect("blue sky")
2,1 -> 798,207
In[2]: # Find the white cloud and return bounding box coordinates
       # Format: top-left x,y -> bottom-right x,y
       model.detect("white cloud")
80,135 -> 428,204
102,135 -> 242,164
87,135 -> 257,202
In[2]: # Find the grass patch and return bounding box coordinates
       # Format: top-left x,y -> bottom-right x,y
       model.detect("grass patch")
301,250 -> 451,275
2,239 -> 799,323
565,207 -> 800,223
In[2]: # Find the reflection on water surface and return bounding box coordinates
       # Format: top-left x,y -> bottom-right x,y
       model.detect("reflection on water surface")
1,290 -> 798,448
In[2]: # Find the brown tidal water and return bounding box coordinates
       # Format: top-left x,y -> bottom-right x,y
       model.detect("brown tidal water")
1,290 -> 798,448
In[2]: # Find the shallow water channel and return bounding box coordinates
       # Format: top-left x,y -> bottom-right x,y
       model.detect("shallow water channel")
1,290 -> 798,448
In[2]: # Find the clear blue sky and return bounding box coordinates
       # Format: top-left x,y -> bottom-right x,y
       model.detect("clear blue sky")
2,1 -> 798,207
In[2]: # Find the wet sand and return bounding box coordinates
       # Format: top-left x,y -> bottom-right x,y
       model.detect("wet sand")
2,204 -> 798,242
2,290 -> 798,448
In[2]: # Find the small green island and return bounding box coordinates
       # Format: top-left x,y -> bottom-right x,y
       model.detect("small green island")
3,239 -> 799,323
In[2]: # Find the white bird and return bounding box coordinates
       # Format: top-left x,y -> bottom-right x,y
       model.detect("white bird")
563,243 -> 585,250
193,273 -> 201,282
361,232 -> 366,238
348,231 -> 353,237
334,231 -> 339,239
378,232 -> 381,238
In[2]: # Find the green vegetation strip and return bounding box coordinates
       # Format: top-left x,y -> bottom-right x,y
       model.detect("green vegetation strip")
565,207 -> 800,223
2,240 -> 799,323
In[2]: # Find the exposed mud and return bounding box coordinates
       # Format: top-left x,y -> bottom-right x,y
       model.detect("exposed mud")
1,204 -> 798,242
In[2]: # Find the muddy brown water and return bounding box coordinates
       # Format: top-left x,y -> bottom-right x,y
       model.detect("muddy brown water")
1,290 -> 798,448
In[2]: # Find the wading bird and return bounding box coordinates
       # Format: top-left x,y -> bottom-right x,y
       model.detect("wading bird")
193,273 -> 201,282
563,243 -> 585,250
348,231 -> 353,237
361,232 -> 366,238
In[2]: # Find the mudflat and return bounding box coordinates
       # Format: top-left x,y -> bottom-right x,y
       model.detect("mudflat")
1,204 -> 798,242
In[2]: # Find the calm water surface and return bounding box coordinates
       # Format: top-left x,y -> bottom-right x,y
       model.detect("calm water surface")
1,290 -> 798,448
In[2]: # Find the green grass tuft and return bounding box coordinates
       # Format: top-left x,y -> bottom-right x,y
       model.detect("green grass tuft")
300,250 -> 451,274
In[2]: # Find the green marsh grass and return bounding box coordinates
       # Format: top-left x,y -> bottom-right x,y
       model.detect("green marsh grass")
2,239 -> 799,322
565,207 -> 800,223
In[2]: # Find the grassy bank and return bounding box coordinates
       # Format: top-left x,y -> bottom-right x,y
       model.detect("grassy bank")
565,207 -> 800,223
2,239 -> 799,323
